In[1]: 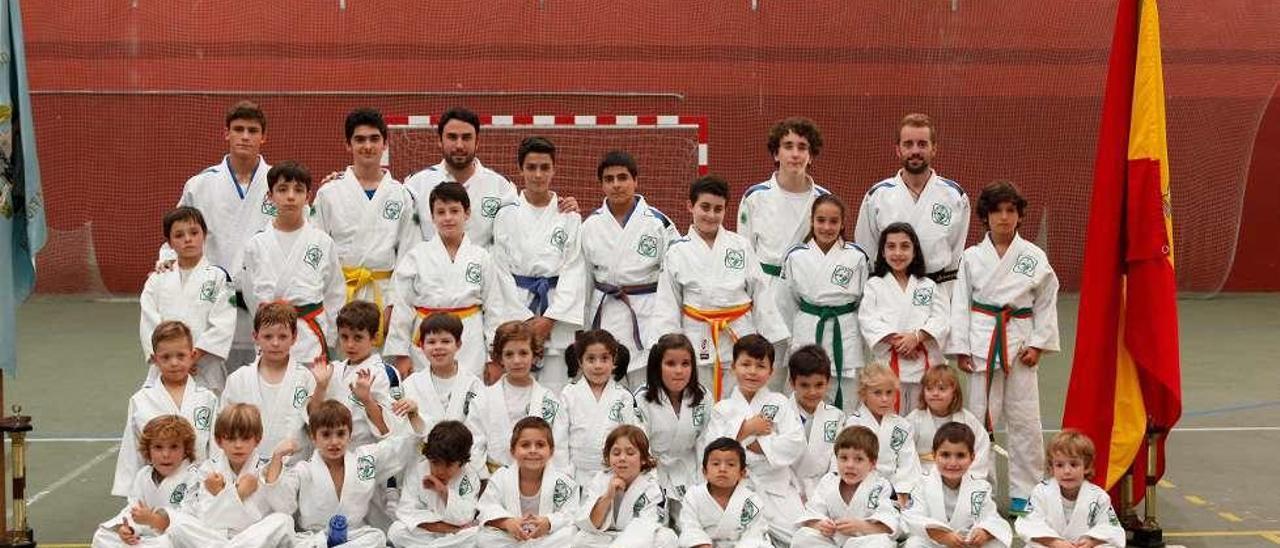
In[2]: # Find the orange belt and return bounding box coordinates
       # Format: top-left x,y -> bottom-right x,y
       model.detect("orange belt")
889,350 -> 931,413
412,305 -> 482,346
294,302 -> 330,362
682,303 -> 752,401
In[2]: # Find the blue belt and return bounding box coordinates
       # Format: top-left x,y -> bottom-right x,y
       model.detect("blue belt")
513,274 -> 560,316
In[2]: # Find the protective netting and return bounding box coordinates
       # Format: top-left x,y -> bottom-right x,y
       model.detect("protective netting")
22,1 -> 1280,294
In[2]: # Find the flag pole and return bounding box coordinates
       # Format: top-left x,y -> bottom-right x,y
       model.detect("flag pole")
1129,427 -> 1166,547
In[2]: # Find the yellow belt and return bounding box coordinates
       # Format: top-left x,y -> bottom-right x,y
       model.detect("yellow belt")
682,303 -> 752,401
342,266 -> 393,344
412,304 -> 482,346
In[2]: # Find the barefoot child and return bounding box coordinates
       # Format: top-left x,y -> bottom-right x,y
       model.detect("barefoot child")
95,416 -> 203,548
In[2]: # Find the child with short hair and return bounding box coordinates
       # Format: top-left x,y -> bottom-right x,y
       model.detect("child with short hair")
240,161 -> 346,363
481,321 -> 569,470
787,345 -> 847,497
657,175 -> 789,401
385,181 -> 532,379
633,333 -> 710,523
265,399 -> 425,548
904,365 -> 989,479
396,312 -> 490,477
164,404 -> 295,548
676,437 -> 771,548
949,181 -> 1060,514
1016,430 -> 1125,548
792,425 -> 899,548
703,334 -> 806,545
112,321 -> 219,497
477,417 -> 581,546
783,194 -> 870,409
327,300 -> 394,448
95,416 -> 203,548
561,329 -> 639,486
859,221 -> 949,411
842,364 -> 923,503
140,206 -> 237,393
388,420 -> 483,548
902,422 -> 1010,548
575,425 -> 678,547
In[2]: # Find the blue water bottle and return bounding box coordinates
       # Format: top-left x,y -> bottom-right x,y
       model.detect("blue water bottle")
327,514 -> 348,547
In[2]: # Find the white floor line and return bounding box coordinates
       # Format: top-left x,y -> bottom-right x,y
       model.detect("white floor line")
28,443 -> 119,506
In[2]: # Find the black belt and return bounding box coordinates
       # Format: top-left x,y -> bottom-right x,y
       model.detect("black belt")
927,269 -> 958,284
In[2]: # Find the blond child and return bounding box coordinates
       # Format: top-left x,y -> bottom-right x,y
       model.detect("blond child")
94,416 -> 202,548
575,425 -> 678,547
842,363 -> 923,502
1016,430 -> 1125,548
904,365 -> 990,479
791,425 -> 899,548
477,417 -> 581,547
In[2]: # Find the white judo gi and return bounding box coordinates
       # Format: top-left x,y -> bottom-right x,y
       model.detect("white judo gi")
479,377 -> 569,470
323,355 -> 396,448
404,159 -> 517,247
94,462 -> 202,548
240,222 -> 346,363
790,396 -> 846,498
221,359 -> 317,465
387,460 -> 483,548
783,239 -> 870,409
842,404 -> 923,496
858,273 -> 949,410
676,482 -> 771,548
400,368 -> 490,477
139,256 -> 238,393
1015,480 -> 1125,548
634,385 -> 711,508
475,464 -> 581,547
901,467 -> 1011,548
790,471 -> 901,548
561,378 -> 639,486
574,470 -> 678,548
164,453 -> 296,548
112,380 -> 219,497
853,170 -> 970,282
904,408 -> 990,481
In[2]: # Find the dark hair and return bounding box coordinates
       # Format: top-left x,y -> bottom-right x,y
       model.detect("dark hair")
788,345 -> 832,380
423,420 -> 473,463
267,161 -> 312,191
702,437 -> 747,469
643,333 -> 705,406
225,100 -> 266,131
767,117 -> 823,159
804,194 -> 847,244
309,399 -> 354,433
731,334 -> 774,365
344,107 -> 388,141
517,136 -> 556,167
834,425 -> 879,459
418,312 -> 464,346
871,222 -> 927,278
932,421 -> 976,454
688,174 -> 730,204
437,107 -> 481,136
511,416 -> 555,450
567,329 -> 629,381
163,206 -> 208,240
976,180 -> 1028,228
336,300 -> 380,336
491,320 -> 544,363
428,181 -> 470,213
597,150 -> 638,180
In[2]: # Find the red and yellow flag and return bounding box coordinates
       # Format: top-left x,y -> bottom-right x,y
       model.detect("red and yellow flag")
1062,0 -> 1182,505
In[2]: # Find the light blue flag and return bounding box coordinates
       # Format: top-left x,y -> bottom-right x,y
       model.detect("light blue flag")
0,0 -> 46,375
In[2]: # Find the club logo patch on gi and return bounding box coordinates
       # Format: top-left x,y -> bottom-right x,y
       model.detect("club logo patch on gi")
724,248 -> 746,270
912,287 -> 933,306
261,198 -> 278,217
480,197 -> 501,218
632,493 -> 648,517
541,397 -> 559,423
636,234 -> 659,258
169,483 -> 188,505
740,498 -> 760,528
761,404 -> 780,421
465,262 -> 482,284
609,400 -> 625,422
693,404 -> 708,428
303,245 -> 323,269
867,484 -> 883,509
292,387 -> 309,409
458,475 -> 474,496
553,479 -> 571,509
549,227 -> 569,251
390,386 -> 404,400
1088,501 -> 1101,527
463,390 -> 477,416
931,203 -> 952,226
1013,253 -> 1038,278
382,200 -> 403,220
823,420 -> 839,442
347,391 -> 365,408
970,491 -> 987,517
193,406 -> 213,431
356,455 -> 376,481
739,210 -> 748,225
890,425 -> 908,452
830,265 -> 854,288
199,280 -> 218,303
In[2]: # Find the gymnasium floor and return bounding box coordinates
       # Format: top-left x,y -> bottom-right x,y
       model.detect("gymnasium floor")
8,293 -> 1279,546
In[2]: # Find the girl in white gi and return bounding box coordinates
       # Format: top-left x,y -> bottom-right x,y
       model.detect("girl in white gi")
562,329 -> 640,486
841,364 -> 922,504
677,437 -> 771,548
633,333 -> 710,523
904,366 -> 989,480
575,425 -> 679,548
859,222 -> 949,411
656,175 -> 789,401
388,421 -> 483,548
385,181 -> 532,380
241,161 -> 347,363
492,136 -> 587,393
113,321 -> 219,497
948,181 -> 1060,515
1016,431 -> 1125,548
95,416 -> 202,548
580,151 -> 682,388
786,346 -> 847,498
477,417 -> 581,547
264,399 -> 424,548
902,422 -> 1010,548
140,207 -> 237,394
313,109 -> 421,338
783,194 -> 869,410
164,404 -> 296,548
482,321 -> 569,471
791,425 -> 900,548
703,334 -> 806,545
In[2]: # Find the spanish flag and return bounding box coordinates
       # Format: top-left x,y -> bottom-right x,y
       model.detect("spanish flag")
1062,0 -> 1182,505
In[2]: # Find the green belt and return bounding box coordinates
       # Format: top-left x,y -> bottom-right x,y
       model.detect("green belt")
969,299 -> 1033,432
798,299 -> 859,408
761,262 -> 782,277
